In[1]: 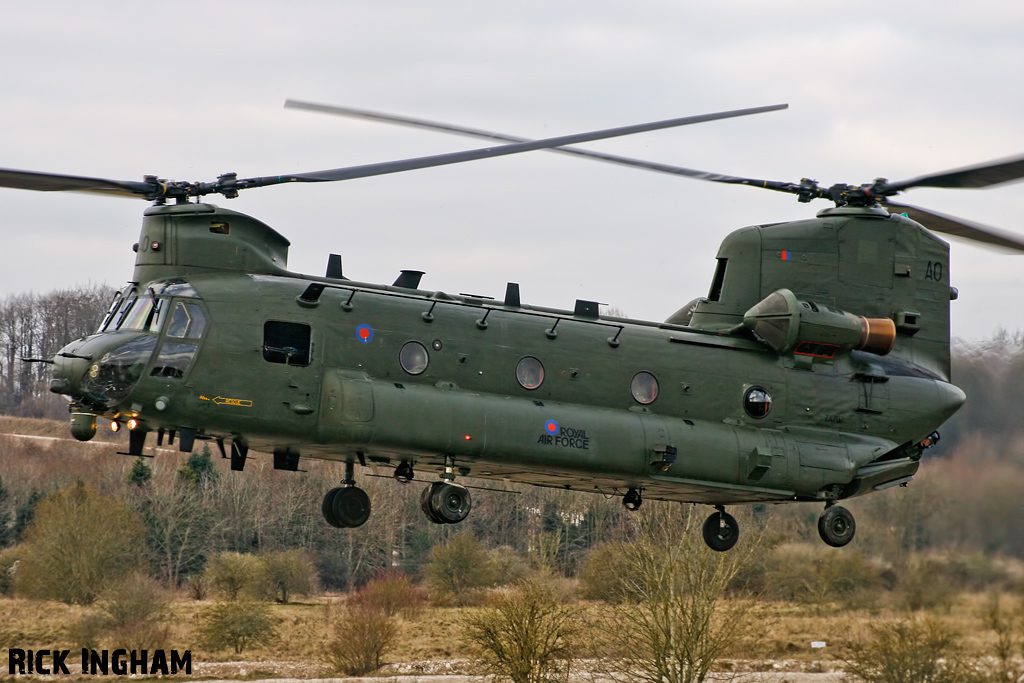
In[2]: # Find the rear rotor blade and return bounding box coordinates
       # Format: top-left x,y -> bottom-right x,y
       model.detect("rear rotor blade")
884,153 -> 1024,193
285,99 -> 787,186
250,103 -> 790,187
886,200 -> 1024,252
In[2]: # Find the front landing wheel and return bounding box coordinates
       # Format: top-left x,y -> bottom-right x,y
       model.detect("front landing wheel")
702,510 -> 739,552
322,486 -> 371,528
818,505 -> 856,547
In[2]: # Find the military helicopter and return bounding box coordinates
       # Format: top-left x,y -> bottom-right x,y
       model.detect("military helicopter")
4,101 -> 1024,552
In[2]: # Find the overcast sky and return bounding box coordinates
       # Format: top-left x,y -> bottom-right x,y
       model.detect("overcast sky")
2,1 -> 1023,342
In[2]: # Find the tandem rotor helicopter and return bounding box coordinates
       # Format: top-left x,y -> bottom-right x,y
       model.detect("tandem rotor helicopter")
4,100 -> 1024,552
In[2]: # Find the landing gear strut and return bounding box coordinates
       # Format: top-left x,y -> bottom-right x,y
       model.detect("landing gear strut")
817,504 -> 856,547
322,461 -> 371,528
420,457 -> 472,525
702,506 -> 739,552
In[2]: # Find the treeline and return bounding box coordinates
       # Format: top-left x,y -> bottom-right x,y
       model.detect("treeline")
0,436 -> 635,591
0,284 -> 113,419
940,332 -> 1024,456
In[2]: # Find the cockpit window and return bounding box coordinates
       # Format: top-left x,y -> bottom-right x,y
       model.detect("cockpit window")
99,291 -> 124,332
115,296 -> 138,330
151,342 -> 199,379
166,302 -> 207,339
121,296 -> 158,331
82,335 -> 159,405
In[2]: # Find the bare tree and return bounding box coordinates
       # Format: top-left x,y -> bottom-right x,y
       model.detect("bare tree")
595,504 -> 766,683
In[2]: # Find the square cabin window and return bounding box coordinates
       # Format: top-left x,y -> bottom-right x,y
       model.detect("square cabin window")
263,321 -> 311,366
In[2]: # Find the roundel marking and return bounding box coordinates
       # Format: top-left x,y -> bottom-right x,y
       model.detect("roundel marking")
355,324 -> 374,344
545,420 -> 559,434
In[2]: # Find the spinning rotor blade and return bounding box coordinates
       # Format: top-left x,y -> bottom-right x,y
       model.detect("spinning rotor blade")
262,103 -> 789,186
0,103 -> 788,202
0,168 -> 150,198
285,99 -> 787,185
885,201 -> 1024,253
884,153 -> 1024,193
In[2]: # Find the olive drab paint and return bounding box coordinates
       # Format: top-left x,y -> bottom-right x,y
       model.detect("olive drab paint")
47,199 -> 966,549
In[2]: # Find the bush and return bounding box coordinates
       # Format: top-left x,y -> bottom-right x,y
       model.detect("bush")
897,557 -> 958,613
257,549 -> 317,603
577,543 -> 632,602
324,602 -> 399,675
199,601 -> 276,654
763,543 -> 886,611
186,574 -> 209,601
424,534 -> 496,605
844,618 -> 974,683
14,482 -> 146,605
463,579 -> 581,683
205,552 -> 261,601
349,570 -> 425,619
65,573 -> 171,651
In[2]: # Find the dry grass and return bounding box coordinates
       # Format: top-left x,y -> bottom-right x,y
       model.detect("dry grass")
0,590 -> 1014,675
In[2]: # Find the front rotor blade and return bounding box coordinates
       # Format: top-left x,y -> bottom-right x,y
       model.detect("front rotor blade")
0,168 -> 150,198
251,103 -> 789,187
886,200 -> 1024,252
885,153 -> 1024,193
285,99 -> 786,186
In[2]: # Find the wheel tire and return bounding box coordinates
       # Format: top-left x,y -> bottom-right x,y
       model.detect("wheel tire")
818,505 -> 856,547
623,488 -> 642,511
420,484 -> 445,524
429,481 -> 472,524
331,486 -> 371,528
702,510 -> 740,552
322,487 -> 343,528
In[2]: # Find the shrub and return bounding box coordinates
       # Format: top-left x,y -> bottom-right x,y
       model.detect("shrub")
463,579 -> 581,683
199,601 -> 276,654
14,482 -> 146,605
844,618 -> 973,683
577,543 -> 632,602
186,574 -> 209,601
349,570 -> 425,619
257,549 -> 317,603
324,602 -> 399,675
424,533 -> 496,605
206,552 -> 261,601
897,557 -> 958,613
763,543 -> 885,611
65,573 -> 171,651
597,505 -> 765,683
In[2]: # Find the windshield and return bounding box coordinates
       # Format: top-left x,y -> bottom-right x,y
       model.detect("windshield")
81,335 -> 159,405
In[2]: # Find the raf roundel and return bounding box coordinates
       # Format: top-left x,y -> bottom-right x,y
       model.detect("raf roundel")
355,324 -> 374,344
544,420 -> 559,435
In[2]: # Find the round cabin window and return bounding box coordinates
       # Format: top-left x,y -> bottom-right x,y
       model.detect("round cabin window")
399,341 -> 429,375
516,357 -> 545,390
631,371 -> 659,404
743,386 -> 772,419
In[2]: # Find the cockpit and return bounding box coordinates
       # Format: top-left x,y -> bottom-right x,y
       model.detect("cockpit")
52,278 -> 209,410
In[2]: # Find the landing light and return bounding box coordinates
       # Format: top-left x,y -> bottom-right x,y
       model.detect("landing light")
110,421 -> 120,433
127,419 -> 139,430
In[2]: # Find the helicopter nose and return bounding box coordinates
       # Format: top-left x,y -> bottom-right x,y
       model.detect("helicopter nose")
49,350 -> 90,397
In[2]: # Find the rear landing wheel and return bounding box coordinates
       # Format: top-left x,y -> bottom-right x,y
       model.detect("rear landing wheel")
420,481 -> 472,524
818,505 -> 856,547
623,487 -> 643,511
702,509 -> 739,552
322,486 -> 371,528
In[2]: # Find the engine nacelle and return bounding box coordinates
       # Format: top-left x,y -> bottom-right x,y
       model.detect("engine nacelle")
743,288 -> 896,358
